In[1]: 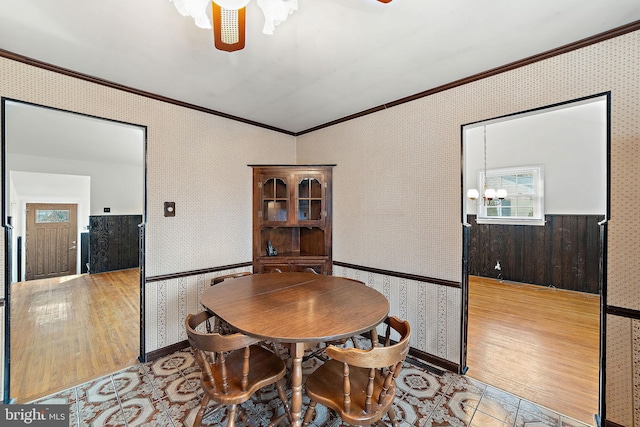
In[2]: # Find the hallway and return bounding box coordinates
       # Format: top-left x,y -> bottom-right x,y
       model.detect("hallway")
10,268 -> 140,403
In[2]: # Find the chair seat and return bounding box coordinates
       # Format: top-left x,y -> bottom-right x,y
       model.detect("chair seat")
304,360 -> 395,425
186,311 -> 292,427
301,317 -> 410,427
201,344 -> 287,406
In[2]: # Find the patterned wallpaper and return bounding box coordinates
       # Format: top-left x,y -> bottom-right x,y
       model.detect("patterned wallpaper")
146,264 -> 460,365
297,31 -> 640,426
0,28 -> 639,425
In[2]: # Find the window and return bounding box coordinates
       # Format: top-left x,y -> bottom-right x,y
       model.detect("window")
477,165 -> 545,225
36,209 -> 70,223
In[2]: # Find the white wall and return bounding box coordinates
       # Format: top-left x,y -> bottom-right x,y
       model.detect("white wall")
8,153 -> 143,216
9,171 -> 90,281
464,98 -> 607,216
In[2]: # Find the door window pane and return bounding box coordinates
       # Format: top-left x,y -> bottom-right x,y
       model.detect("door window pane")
36,210 -> 70,223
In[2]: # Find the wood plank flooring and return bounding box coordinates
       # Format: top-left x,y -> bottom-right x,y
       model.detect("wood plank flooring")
10,269 -> 140,403
467,276 -> 600,425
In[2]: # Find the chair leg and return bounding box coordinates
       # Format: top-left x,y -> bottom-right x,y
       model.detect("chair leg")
238,409 -> 258,427
227,404 -> 239,427
302,401 -> 317,426
193,394 -> 210,427
387,406 -> 398,427
274,378 -> 293,424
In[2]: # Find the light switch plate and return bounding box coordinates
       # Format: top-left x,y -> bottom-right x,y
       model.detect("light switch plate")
164,202 -> 175,217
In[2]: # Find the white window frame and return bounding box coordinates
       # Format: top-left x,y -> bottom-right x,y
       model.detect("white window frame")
476,165 -> 545,226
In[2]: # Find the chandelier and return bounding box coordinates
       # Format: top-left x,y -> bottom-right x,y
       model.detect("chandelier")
467,125 -> 507,205
169,0 -> 393,52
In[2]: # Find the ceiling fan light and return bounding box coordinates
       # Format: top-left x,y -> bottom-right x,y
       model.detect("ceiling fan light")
214,0 -> 251,10
212,1 -> 246,51
169,0 -> 212,29
257,0 -> 298,35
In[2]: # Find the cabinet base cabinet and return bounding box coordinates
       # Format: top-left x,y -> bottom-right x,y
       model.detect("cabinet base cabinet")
256,257 -> 329,275
251,165 -> 334,276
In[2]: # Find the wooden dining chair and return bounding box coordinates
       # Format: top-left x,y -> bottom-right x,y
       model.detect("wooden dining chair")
185,311 -> 292,427
302,316 -> 411,427
211,271 -> 252,286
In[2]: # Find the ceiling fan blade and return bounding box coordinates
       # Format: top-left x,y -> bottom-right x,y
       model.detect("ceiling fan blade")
211,2 -> 246,52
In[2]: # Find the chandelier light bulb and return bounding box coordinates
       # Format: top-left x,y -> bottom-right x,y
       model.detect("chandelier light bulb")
467,189 -> 480,200
496,188 -> 508,200
484,188 -> 496,200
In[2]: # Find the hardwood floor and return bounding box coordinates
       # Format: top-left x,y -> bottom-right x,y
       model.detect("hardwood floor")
467,276 -> 600,425
10,268 -> 140,403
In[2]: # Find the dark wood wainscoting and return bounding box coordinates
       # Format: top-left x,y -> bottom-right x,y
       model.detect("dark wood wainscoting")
468,214 -> 602,294
89,215 -> 142,274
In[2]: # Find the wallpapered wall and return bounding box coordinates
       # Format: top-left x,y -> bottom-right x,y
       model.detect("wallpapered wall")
1,29 -> 639,425
296,31 -> 640,426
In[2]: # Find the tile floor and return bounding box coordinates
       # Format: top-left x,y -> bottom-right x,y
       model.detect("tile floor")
30,346 -> 594,427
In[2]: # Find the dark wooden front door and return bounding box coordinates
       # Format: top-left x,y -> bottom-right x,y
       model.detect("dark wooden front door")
25,203 -> 78,280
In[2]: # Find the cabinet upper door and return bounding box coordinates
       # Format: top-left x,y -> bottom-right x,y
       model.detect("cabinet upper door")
296,173 -> 325,226
260,175 -> 289,225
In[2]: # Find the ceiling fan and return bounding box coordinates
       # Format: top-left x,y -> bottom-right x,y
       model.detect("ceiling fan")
169,0 -> 393,52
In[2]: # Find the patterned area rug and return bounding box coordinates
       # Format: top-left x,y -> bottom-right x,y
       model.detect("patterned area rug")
30,341 -> 592,426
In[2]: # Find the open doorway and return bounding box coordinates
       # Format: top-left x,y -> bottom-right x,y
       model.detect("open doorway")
3,99 -> 146,403
461,94 -> 608,425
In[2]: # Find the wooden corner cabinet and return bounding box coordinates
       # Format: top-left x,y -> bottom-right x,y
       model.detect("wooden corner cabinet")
250,165 -> 335,275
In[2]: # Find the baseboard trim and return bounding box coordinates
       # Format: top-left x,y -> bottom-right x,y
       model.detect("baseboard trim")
145,341 -> 460,377
408,347 -> 460,374
145,340 -> 189,362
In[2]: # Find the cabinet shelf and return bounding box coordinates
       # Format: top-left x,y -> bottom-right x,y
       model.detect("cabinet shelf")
251,165 -> 334,275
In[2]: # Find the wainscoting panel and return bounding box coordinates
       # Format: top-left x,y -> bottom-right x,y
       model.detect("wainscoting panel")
606,314 -> 634,426
144,266 -> 252,353
333,265 -> 461,364
468,214 -> 602,294
145,265 -> 460,367
0,303 -> 3,403
635,319 -> 640,426
89,215 -> 142,274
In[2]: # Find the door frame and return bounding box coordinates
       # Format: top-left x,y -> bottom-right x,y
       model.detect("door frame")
459,92 -> 610,422
1,98 -> 148,402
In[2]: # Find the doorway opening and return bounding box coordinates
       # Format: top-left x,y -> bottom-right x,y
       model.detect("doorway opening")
461,93 -> 608,425
2,99 -> 146,403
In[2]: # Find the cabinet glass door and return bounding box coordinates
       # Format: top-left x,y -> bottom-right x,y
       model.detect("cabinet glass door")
263,178 -> 288,222
298,177 -> 322,221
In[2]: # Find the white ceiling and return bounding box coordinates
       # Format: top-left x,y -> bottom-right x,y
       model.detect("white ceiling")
5,100 -> 145,167
1,0 -> 639,134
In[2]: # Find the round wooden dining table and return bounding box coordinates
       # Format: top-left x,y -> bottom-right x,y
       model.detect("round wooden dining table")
200,272 -> 390,426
